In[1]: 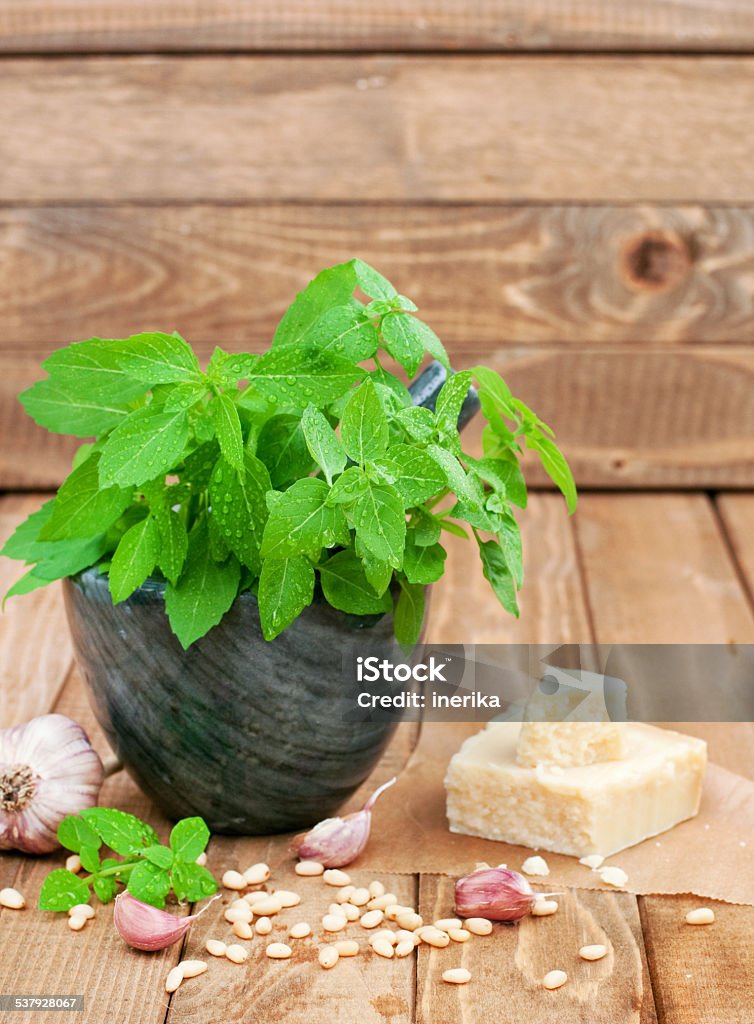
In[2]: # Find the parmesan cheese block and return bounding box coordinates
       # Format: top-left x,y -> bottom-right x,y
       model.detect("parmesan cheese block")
445,722 -> 707,857
516,722 -> 627,768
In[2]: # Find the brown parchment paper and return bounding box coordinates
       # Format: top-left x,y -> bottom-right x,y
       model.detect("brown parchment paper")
356,722 -> 754,905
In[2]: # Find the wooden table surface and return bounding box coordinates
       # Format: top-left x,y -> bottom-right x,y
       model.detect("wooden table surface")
1,490 -> 753,1024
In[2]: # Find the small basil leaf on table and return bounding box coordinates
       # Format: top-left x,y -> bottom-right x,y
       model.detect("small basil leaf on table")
169,817 -> 210,863
127,860 -> 171,909
57,813 -> 101,853
142,844 -> 175,870
171,862 -> 218,903
79,844 -> 101,873
81,807 -> 159,856
38,870 -> 91,912
92,875 -> 118,904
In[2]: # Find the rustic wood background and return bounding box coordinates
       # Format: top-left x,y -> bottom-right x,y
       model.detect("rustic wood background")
0,2 -> 752,490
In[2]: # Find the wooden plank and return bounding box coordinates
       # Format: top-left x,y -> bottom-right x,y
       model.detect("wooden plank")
417,874 -> 656,1024
0,493 -> 72,727
3,345 -> 754,491
426,492 -> 591,644
1,58 -> 754,202
575,493 -> 754,644
576,493 -> 754,1024
0,1 -> 752,53
6,204 -> 754,347
716,494 -> 754,612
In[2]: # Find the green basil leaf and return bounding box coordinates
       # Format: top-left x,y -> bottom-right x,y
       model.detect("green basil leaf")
328,466 -> 369,505
319,550 -> 393,616
301,405 -> 347,486
92,875 -> 118,904
249,346 -> 361,410
169,817 -> 210,863
395,405 -> 436,444
467,455 -> 528,509
373,444 -> 445,507
80,808 -> 159,856
210,393 -> 244,472
108,516 -> 160,604
99,406 -> 190,488
261,478 -> 349,560
425,445 -> 484,511
209,454 -> 271,574
256,414 -> 315,489
352,258 -> 398,300
273,262 -> 357,348
354,539 -> 393,597
477,536 -> 519,617
155,509 -> 189,585
403,534 -> 446,585
171,861 -> 218,903
38,870 -> 91,912
165,519 -> 241,649
340,378 -> 388,464
142,844 -> 174,870
524,430 -> 577,514
57,814 -> 101,854
19,337 -> 148,437
108,332 -> 201,386
78,844 -> 101,873
394,580 -> 425,647
435,370 -> 473,451
302,304 -> 379,362
127,861 -> 171,909
257,556 -> 315,641
40,456 -> 133,542
164,380 -> 208,412
352,481 -> 406,569
380,313 -> 425,378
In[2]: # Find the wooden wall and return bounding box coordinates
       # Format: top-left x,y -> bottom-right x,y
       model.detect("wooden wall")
0,4 -> 752,489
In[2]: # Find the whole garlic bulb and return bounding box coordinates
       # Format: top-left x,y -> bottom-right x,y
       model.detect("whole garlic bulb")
0,714 -> 104,854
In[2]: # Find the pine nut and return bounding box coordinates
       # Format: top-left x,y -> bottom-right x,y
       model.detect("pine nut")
335,885 -> 355,903
322,914 -> 347,932
225,944 -> 248,964
266,943 -> 292,960
231,897 -> 251,911
531,899 -> 559,917
579,854 -> 605,870
385,904 -> 410,921
449,928 -> 471,942
343,904 -> 360,922
370,929 -> 396,945
165,966 -> 184,993
68,904 -> 94,920
395,930 -> 418,945
195,852 -> 208,867
599,866 -> 628,888
369,880 -> 385,898
244,863 -> 270,885
251,897 -> 283,916
295,860 -> 324,877
0,888 -> 25,910
323,869 -> 351,887
274,890 -> 301,908
522,856 -> 550,877
244,890 -> 269,906
327,903 -> 347,918
319,946 -> 339,969
232,920 -> 253,940
579,944 -> 608,960
372,938 -> 394,959
442,968 -> 471,985
334,939 -> 359,957
360,910 -> 384,929
222,870 -> 246,891
686,907 -> 715,925
224,906 -> 252,924
206,939 -> 226,957
289,922 -> 311,939
65,854 -> 82,874
349,887 -> 370,907
255,917 -> 273,935
395,940 -> 415,958
543,970 -> 568,990
369,893 -> 397,911
179,960 -> 207,979
68,914 -> 87,931
419,927 -> 449,948
396,912 -> 423,931
464,918 -> 493,936
434,918 -> 462,932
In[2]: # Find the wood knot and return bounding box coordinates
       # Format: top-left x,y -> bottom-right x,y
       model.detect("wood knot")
620,230 -> 692,292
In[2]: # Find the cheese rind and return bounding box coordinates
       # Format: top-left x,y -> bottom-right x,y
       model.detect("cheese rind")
516,722 -> 627,768
445,722 -> 707,858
